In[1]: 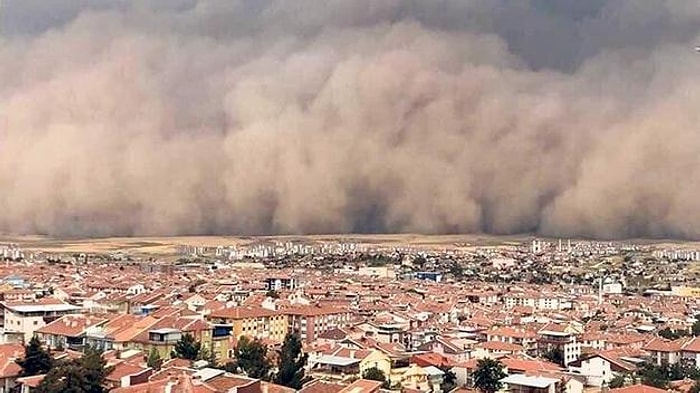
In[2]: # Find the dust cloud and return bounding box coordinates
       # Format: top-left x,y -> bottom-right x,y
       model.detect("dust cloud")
1,0 -> 700,239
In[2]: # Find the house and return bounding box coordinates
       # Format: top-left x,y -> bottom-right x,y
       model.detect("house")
1,301 -> 81,342
642,337 -> 684,365
487,327 -> 539,352
451,356 -> 562,388
180,293 -> 207,312
359,350 -> 392,379
416,336 -> 473,362
309,353 -> 362,382
129,317 -> 214,361
14,375 -> 44,393
401,364 -> 432,391
678,337 -> 700,367
500,374 -> 561,393
568,349 -> 643,387
424,366 -> 446,392
472,341 -> 526,359
126,285 -> 146,296
299,380 -> 346,393
105,361 -> 152,390
0,343 -> 23,393
338,379 -> 383,393
35,314 -> 109,350
523,372 -> 584,393
111,368 -> 266,392
85,315 -> 161,352
609,384 -> 669,393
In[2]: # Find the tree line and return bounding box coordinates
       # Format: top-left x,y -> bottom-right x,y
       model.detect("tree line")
16,331 -> 309,392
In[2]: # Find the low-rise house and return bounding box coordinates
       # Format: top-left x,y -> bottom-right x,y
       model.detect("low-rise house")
609,384 -> 668,393
416,336 -> 472,362
401,364 -> 431,392
472,341 -> 526,359
487,327 -> 539,351
130,317 -> 213,361
14,375 -> 44,393
500,374 -> 562,393
0,343 -> 23,393
643,337 -> 684,365
35,314 -> 109,350
338,379 -> 383,393
568,348 -> 644,387
105,361 -> 152,390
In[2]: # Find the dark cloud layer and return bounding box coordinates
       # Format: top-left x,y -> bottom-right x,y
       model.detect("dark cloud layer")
1,0 -> 700,239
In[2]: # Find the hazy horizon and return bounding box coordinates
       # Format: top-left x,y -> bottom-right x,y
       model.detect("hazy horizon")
2,1 -> 700,240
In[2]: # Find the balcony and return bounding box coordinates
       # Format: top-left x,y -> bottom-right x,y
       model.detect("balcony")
148,329 -> 182,343
213,325 -> 233,338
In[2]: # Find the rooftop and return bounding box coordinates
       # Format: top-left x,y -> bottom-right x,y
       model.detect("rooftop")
501,374 -> 560,388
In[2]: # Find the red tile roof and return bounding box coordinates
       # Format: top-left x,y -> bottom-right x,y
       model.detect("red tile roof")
610,384 -> 668,393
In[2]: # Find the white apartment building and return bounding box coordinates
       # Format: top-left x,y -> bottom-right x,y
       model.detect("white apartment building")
2,302 -> 81,342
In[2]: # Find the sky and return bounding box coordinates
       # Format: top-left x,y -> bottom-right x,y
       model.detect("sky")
1,0 -> 700,239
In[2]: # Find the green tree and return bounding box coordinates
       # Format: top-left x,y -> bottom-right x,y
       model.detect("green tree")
235,336 -> 271,379
16,336 -> 53,376
635,361 -> 700,389
449,263 -> 464,279
441,367 -> 457,391
542,347 -> 565,366
659,327 -> 687,340
362,367 -> 390,389
221,361 -> 238,373
274,332 -> 308,389
147,348 -> 162,370
197,345 -> 218,367
80,346 -> 111,393
609,373 -> 627,389
639,362 -> 669,389
692,315 -> 700,336
171,334 -> 201,360
413,256 -> 427,270
35,345 -> 110,393
35,361 -> 86,393
473,358 -> 507,393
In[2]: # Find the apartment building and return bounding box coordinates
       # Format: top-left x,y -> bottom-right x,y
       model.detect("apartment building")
1,301 -> 81,342
537,323 -> 582,366
285,305 -> 352,343
504,292 -> 563,311
208,306 -> 288,343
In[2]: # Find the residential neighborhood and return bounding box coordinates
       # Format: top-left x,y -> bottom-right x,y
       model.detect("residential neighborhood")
0,237 -> 699,392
